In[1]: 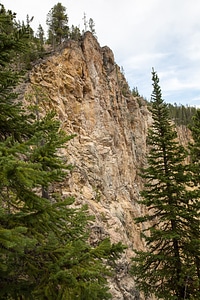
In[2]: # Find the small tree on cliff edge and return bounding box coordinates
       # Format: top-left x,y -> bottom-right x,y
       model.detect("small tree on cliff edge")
131,69 -> 200,299
46,2 -> 69,47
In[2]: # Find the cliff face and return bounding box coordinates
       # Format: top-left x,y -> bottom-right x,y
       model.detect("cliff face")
28,32 -> 152,299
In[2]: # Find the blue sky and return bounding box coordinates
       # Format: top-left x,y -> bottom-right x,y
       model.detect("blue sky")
2,0 -> 200,106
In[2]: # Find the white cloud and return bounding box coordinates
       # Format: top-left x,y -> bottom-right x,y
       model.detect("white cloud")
1,0 -> 200,106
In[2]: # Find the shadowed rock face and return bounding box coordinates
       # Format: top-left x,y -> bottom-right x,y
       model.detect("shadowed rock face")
28,31 -> 153,299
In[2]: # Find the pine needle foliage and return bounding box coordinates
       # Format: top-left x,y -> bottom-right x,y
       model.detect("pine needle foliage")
167,103 -> 197,126
187,109 -> 200,291
131,69 -> 200,300
46,2 -> 69,46
189,109 -> 200,184
0,4 -> 36,142
0,109 -> 125,299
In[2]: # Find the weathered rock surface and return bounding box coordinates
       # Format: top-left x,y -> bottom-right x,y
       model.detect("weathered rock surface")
27,32 -> 153,299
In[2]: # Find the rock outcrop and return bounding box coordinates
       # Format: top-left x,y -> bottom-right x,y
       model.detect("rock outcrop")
28,32 -> 153,299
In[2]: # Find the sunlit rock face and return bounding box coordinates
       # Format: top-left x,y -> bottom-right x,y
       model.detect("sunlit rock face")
28,31 -> 157,299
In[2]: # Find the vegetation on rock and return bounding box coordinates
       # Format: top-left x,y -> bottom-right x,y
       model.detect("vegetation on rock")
168,103 -> 197,126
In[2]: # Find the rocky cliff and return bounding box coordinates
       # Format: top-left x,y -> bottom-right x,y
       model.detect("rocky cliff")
27,32 -> 153,299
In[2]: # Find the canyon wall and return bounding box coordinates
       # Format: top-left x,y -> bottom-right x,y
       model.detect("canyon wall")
27,32 -> 154,299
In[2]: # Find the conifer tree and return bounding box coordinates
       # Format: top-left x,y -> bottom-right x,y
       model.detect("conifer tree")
69,25 -> 81,41
46,2 -> 69,47
189,109 -> 200,184
88,18 -> 96,35
131,69 -> 200,299
188,109 -> 200,289
0,4 -> 34,141
36,23 -> 45,54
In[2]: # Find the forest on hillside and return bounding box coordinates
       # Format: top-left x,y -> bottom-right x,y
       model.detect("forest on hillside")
132,87 -> 198,126
0,2 -> 200,300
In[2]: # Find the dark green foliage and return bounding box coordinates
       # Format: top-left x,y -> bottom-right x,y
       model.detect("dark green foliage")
36,23 -> 45,54
188,109 -> 200,286
69,25 -> 81,41
132,87 -> 140,97
146,102 -> 197,126
0,107 -> 73,298
0,4 -> 35,142
46,2 -> 69,47
88,18 -> 96,35
189,109 -> 200,180
131,69 -> 200,299
0,4 -> 43,77
167,103 -> 197,126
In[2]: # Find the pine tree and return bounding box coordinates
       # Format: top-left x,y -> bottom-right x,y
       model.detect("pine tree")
69,25 -> 81,41
46,2 -> 69,47
189,109 -> 200,184
131,69 -> 200,299
0,4 -> 34,141
88,18 -> 96,35
188,109 -> 200,291
36,23 -> 45,54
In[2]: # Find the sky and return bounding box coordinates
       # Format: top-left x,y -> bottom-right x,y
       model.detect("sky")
2,0 -> 200,106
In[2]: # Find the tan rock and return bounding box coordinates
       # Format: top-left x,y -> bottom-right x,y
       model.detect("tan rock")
24,32 -> 189,300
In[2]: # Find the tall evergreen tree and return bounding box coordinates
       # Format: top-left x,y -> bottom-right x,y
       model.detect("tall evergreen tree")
131,69 -> 200,299
188,109 -> 200,290
36,24 -> 45,46
46,2 -> 69,47
189,109 -> 200,183
0,4 -> 34,141
88,18 -> 96,35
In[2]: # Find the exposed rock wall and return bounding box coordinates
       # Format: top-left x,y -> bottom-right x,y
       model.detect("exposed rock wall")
28,32 -> 153,299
